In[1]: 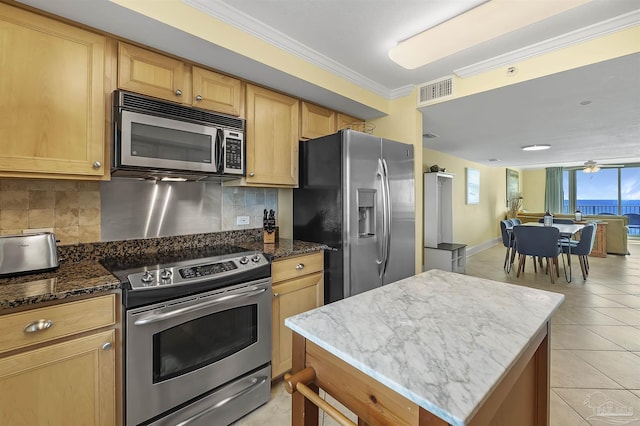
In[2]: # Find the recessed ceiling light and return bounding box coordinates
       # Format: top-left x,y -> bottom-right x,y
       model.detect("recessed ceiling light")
580,100 -> 592,105
488,158 -> 501,162
423,133 -> 439,139
522,144 -> 551,151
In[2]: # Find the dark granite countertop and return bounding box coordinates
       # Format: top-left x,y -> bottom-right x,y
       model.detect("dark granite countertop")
0,261 -> 120,311
0,232 -> 327,312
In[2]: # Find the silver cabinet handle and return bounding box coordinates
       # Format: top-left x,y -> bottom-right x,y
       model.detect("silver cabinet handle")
175,89 -> 183,96
93,161 -> 102,169
249,172 -> 255,177
195,95 -> 203,101
24,319 -> 53,333
295,263 -> 305,270
102,342 -> 112,351
273,292 -> 279,298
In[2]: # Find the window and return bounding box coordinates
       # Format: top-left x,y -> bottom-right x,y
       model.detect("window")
563,166 -> 640,236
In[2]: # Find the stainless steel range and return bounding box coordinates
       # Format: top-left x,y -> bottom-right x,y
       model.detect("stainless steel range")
103,245 -> 272,426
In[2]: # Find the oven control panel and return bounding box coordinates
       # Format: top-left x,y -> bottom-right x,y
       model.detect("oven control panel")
126,252 -> 269,290
180,261 -> 237,279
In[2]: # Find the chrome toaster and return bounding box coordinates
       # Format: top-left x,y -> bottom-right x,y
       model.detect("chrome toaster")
0,233 -> 59,277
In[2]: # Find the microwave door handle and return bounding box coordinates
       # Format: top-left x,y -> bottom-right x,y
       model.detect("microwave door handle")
216,128 -> 224,172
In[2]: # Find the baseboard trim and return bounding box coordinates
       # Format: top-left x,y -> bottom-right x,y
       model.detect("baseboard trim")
466,238 -> 501,258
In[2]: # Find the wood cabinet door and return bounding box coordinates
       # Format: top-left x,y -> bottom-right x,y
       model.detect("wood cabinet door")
336,112 -> 361,131
272,272 -> 324,378
246,84 -> 299,186
192,67 -> 242,116
0,330 -> 115,426
0,4 -> 106,178
118,42 -> 189,103
300,102 -> 336,140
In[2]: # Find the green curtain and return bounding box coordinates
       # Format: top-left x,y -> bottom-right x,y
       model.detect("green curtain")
545,167 -> 564,213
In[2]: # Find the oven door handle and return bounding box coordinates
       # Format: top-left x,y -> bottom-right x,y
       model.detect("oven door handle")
133,287 -> 267,326
175,375 -> 268,426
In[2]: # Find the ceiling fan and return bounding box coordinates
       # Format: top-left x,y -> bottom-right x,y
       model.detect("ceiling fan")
568,160 -> 625,173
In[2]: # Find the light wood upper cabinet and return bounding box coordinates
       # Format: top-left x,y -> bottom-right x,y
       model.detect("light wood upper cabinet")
0,3 -> 107,179
245,84 -> 299,187
0,294 -> 117,425
118,42 -> 187,103
192,66 -> 242,116
300,101 -> 336,140
336,112 -> 362,131
118,42 -> 242,116
271,252 -> 324,378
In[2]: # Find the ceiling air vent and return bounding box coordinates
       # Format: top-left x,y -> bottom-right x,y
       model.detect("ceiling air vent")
417,76 -> 454,106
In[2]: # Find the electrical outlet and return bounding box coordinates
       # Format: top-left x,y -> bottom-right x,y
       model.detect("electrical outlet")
236,216 -> 250,225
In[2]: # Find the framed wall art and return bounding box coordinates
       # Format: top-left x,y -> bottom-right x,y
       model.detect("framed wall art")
466,168 -> 480,205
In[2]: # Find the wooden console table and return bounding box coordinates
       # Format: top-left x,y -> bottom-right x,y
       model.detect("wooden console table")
285,270 -> 564,426
576,221 -> 607,257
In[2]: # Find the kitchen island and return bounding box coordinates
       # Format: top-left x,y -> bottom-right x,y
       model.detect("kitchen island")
285,269 -> 564,426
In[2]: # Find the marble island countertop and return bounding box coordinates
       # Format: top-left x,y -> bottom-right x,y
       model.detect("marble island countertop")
285,269 -> 564,426
0,234 -> 327,312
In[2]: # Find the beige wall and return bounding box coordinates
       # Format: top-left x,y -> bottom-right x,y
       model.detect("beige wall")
522,169 -> 546,212
422,149 -> 512,247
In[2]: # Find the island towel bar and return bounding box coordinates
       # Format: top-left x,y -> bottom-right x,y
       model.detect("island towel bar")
285,367 -> 357,426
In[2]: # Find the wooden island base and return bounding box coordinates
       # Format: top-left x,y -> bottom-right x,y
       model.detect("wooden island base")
288,323 -> 550,426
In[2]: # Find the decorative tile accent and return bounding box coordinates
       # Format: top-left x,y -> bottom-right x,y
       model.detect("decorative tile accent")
0,178 -> 101,244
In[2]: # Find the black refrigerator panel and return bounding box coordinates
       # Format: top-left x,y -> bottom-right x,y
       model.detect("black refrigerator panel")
294,133 -> 344,303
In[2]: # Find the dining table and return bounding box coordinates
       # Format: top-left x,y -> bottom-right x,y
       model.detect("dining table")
522,222 -> 585,282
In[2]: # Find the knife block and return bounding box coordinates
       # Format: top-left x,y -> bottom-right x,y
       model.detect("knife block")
263,228 -> 278,244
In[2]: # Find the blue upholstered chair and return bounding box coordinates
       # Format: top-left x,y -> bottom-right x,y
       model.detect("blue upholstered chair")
625,213 -> 640,236
512,225 -> 564,283
560,223 -> 596,280
510,218 -> 522,225
500,220 -> 516,272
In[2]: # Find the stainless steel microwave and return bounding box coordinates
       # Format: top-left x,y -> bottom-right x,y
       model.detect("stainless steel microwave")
112,90 -> 245,181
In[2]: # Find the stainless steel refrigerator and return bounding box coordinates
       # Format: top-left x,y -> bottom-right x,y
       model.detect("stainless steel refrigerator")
293,129 -> 415,303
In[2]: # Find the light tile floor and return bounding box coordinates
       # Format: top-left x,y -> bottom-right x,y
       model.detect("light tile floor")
234,240 -> 640,426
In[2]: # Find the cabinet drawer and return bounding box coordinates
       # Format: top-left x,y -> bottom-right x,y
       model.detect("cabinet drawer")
272,252 -> 324,283
0,295 -> 116,354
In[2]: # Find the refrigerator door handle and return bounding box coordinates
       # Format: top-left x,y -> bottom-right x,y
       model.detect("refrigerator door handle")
376,159 -> 387,275
382,158 -> 392,277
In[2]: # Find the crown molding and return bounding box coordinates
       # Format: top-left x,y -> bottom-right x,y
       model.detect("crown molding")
183,0 -> 405,99
453,9 -> 640,78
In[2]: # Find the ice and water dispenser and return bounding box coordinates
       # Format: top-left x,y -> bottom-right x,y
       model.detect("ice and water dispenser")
357,189 -> 376,237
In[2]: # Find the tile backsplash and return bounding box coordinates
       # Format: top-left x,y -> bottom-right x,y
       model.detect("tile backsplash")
0,178 -> 278,245
0,178 -> 100,244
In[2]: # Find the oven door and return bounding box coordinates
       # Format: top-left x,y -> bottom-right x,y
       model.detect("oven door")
119,109 -> 220,174
125,278 -> 271,426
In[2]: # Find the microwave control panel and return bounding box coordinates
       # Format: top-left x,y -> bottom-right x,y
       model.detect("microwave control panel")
223,130 -> 244,175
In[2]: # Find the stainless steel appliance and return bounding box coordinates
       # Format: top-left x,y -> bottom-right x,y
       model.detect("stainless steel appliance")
0,232 -> 59,277
294,129 -> 415,303
112,90 -> 245,181
102,246 -> 271,426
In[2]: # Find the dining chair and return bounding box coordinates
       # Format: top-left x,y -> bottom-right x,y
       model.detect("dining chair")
512,225 -> 564,283
500,220 -> 516,272
537,218 -> 575,224
560,223 -> 596,280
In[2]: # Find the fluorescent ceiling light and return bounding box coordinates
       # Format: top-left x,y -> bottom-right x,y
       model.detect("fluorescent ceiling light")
388,0 -> 591,70
522,144 -> 551,151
